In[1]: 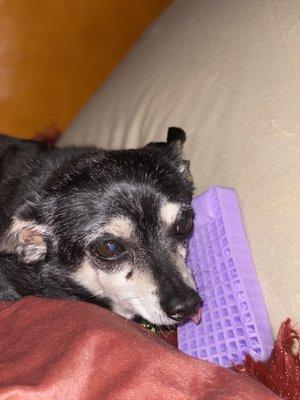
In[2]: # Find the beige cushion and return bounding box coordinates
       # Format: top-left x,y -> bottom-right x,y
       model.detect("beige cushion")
59,0 -> 300,333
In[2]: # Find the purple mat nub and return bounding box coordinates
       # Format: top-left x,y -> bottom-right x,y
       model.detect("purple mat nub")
177,186 -> 273,368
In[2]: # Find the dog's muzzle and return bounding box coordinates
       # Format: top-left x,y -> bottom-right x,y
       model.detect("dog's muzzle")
160,279 -> 203,324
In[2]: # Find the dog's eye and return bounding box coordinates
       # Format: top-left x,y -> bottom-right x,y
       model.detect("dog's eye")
174,216 -> 193,236
97,240 -> 126,260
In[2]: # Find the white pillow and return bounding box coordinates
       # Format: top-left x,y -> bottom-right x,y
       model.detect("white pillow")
59,0 -> 300,333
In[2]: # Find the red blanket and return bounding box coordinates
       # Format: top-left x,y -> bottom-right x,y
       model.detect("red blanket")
0,297 -> 278,399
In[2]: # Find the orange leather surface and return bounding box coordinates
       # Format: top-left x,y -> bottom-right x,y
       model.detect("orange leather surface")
0,296 -> 279,399
0,0 -> 171,139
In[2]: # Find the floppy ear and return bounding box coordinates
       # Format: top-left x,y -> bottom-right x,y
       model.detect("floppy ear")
0,217 -> 47,263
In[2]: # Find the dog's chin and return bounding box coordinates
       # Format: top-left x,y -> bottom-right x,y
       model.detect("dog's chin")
144,315 -> 178,326
140,312 -> 178,326
134,313 -> 178,327
132,315 -> 178,328
112,303 -> 177,326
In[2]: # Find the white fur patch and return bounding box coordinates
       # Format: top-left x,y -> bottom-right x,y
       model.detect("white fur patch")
178,164 -> 186,173
177,244 -> 187,258
160,202 -> 180,226
170,245 -> 196,290
71,259 -> 105,297
104,216 -> 134,239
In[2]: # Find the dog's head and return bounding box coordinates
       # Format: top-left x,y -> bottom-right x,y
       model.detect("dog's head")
1,128 -> 202,325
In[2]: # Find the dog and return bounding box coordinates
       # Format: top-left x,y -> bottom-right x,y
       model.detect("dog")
0,128 -> 202,326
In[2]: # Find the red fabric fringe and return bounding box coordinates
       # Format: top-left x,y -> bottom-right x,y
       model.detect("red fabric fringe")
233,319 -> 300,400
159,320 -> 299,400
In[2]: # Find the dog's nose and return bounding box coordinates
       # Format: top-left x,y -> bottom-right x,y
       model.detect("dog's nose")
166,292 -> 202,322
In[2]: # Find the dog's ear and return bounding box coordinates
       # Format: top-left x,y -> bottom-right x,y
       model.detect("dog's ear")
145,127 -> 186,154
167,127 -> 186,150
145,127 -> 191,179
167,127 -> 192,179
0,217 -> 47,263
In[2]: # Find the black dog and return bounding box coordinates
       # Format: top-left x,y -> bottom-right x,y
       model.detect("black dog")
0,128 -> 201,325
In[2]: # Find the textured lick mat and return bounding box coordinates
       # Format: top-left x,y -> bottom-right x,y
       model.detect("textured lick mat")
177,186 -> 273,367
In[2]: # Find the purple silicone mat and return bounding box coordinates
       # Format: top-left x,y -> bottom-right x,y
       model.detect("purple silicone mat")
177,186 -> 273,367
